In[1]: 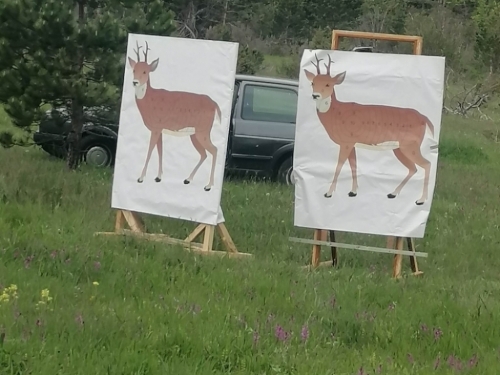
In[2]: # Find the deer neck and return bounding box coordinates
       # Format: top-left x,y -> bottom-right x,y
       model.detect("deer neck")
315,92 -> 338,114
134,80 -> 151,100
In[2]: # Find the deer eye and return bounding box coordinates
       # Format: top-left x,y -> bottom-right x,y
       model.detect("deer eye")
326,84 -> 330,87
143,71 -> 146,74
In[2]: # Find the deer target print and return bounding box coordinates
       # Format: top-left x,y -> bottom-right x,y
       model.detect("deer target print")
111,34 -> 238,226
293,49 -> 445,238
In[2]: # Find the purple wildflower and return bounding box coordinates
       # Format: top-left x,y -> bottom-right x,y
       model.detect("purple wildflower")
420,323 -> 428,332
274,325 -> 289,342
433,356 -> 441,370
388,302 -> 395,311
376,364 -> 382,374
468,354 -> 478,368
94,261 -> 101,270
407,353 -> 414,364
253,331 -> 259,346
433,327 -> 443,341
75,313 -> 84,326
24,255 -> 34,268
300,325 -> 309,342
50,251 -> 57,259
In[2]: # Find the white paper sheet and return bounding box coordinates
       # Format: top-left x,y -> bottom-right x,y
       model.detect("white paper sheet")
293,49 -> 445,238
111,33 -> 238,225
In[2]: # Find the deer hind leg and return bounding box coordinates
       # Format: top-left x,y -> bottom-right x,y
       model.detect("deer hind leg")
184,134 -> 207,186
138,131 -> 160,183
347,148 -> 358,197
388,148 -> 417,199
198,134 -> 218,191
400,143 -> 431,205
155,133 -> 163,182
325,144 -> 354,198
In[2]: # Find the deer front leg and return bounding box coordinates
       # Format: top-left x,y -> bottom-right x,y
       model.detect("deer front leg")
347,148 -> 358,197
137,131 -> 160,183
325,144 -> 354,198
155,133 -> 163,182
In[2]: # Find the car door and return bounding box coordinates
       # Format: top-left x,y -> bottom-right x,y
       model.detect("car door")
231,81 -> 298,167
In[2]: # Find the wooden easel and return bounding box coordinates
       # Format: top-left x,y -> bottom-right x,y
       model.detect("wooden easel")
95,209 -> 252,259
292,30 -> 429,278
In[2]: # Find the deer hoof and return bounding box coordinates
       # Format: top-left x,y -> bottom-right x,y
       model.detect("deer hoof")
183,179 -> 191,185
415,200 -> 424,206
204,186 -> 212,192
387,193 -> 396,199
324,193 -> 332,198
137,178 -> 144,183
155,177 -> 161,183
348,191 -> 357,197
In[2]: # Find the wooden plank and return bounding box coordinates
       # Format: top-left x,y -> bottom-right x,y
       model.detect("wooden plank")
290,237 -> 428,258
392,237 -> 404,278
185,224 -> 206,243
332,29 -> 422,44
216,223 -> 238,253
94,230 -> 252,258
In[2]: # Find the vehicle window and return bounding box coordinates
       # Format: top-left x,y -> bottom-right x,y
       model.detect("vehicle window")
241,85 -> 297,124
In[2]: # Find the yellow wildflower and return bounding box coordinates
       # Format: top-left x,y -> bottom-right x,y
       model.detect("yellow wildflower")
41,289 -> 52,301
0,292 -> 9,303
92,281 -> 99,286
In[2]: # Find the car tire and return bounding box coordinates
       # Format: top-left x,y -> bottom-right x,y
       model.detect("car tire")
79,136 -> 115,168
276,156 -> 295,186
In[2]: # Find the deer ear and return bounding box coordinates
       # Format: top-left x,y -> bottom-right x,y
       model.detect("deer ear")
304,69 -> 315,82
128,57 -> 136,69
149,58 -> 159,72
334,71 -> 346,84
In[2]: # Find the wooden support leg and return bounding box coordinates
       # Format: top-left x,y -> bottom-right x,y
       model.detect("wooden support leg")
407,237 -> 424,276
202,225 -> 215,252
329,230 -> 338,267
216,223 -> 238,253
311,229 -> 324,267
392,237 -> 404,279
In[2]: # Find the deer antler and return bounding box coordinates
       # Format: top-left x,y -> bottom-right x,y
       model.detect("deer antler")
134,41 -> 142,62
324,54 -> 334,75
311,53 -> 324,75
143,41 -> 151,63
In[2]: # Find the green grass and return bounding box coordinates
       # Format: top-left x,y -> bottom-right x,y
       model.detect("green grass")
1,110 -> 500,374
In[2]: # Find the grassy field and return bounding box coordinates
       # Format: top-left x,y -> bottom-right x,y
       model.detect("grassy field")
1,101 -> 500,374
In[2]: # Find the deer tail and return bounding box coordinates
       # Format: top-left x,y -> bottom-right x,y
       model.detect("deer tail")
214,104 -> 221,126
424,114 -> 435,138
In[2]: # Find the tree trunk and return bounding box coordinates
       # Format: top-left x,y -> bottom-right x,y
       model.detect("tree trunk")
67,0 -> 86,170
67,99 -> 84,169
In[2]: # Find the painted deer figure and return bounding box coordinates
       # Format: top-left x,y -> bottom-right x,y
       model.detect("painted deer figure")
304,53 -> 435,205
127,41 -> 221,191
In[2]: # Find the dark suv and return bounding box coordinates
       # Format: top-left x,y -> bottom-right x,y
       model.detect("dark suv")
34,74 -> 300,184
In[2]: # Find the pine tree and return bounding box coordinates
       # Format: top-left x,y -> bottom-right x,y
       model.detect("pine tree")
0,0 -> 176,169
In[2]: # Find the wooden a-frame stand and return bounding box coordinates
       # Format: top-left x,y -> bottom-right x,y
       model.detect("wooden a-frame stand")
293,30 -> 429,279
95,209 -> 252,259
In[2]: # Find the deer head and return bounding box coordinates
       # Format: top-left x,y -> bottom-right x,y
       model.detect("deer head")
127,41 -> 159,98
304,54 -> 346,102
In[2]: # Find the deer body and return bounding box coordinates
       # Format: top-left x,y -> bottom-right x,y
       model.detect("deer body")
304,54 -> 435,205
128,41 -> 221,191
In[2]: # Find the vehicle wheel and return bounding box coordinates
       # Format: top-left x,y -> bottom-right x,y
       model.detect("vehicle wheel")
80,136 -> 114,168
276,156 -> 295,186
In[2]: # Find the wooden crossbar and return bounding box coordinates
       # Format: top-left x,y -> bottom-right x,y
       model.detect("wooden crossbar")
289,237 -> 428,258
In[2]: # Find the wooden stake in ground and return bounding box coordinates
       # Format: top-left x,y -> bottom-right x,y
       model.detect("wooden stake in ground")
95,209 -> 252,259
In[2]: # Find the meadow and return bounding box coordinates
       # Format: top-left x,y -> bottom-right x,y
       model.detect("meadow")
1,96 -> 500,374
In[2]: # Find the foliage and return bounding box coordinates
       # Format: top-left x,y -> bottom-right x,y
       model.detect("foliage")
472,0 -> 500,73
0,0 -> 176,168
